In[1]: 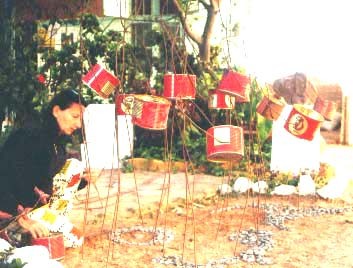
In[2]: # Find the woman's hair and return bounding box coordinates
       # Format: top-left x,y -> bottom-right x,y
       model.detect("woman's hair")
48,89 -> 88,112
42,89 -> 87,135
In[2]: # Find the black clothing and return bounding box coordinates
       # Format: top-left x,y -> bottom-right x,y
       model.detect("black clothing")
0,115 -> 68,216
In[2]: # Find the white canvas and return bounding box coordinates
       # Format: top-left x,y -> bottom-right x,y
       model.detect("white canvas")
81,104 -> 133,169
270,105 -> 321,174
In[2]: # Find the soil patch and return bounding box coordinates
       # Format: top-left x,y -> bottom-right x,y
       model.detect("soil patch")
61,171 -> 353,268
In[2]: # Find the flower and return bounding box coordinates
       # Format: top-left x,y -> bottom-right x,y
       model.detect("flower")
37,74 -> 46,84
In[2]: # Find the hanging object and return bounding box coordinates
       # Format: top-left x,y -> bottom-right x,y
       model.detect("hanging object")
208,89 -> 236,109
206,125 -> 244,162
284,104 -> 324,141
115,94 -> 134,115
272,72 -> 318,105
132,95 -> 171,130
256,95 -> 286,120
31,232 -> 65,260
313,97 -> 336,121
234,90 -> 250,103
163,73 -> 196,99
82,64 -> 120,98
216,70 -> 250,102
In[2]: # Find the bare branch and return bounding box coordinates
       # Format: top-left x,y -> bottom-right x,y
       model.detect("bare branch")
172,0 -> 202,45
198,0 -> 209,9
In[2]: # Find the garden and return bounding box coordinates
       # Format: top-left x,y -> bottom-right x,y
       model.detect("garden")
1,3 -> 353,268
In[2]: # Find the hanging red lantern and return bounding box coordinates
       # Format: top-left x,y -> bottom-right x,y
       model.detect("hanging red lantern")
115,94 -> 134,116
208,89 -> 236,109
284,104 -> 324,141
216,70 -> 250,102
206,125 -> 244,162
256,95 -> 286,120
131,95 -> 171,130
82,64 -> 120,98
313,97 -> 336,121
163,73 -> 196,100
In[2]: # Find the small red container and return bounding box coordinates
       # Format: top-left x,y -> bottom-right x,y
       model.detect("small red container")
284,104 -> 324,141
313,97 -> 336,121
82,64 -> 120,98
115,94 -> 134,115
256,95 -> 285,120
31,233 -> 65,260
206,125 -> 244,162
216,70 -> 250,100
163,74 -> 196,99
208,89 -> 236,109
132,95 -> 171,130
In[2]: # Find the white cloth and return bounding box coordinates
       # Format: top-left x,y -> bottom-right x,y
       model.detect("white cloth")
270,105 -> 321,174
82,104 -> 133,169
0,239 -> 64,268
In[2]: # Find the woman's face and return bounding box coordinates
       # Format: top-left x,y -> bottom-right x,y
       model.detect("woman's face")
53,103 -> 85,135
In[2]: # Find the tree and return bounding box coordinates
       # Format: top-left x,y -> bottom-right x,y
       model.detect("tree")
172,0 -> 222,66
0,1 -> 45,132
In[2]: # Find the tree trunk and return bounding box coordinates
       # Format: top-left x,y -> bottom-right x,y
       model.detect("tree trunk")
172,0 -> 221,65
199,38 -> 211,63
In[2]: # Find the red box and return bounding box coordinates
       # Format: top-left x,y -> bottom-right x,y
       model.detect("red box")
217,70 -> 250,101
82,64 -> 120,98
163,74 -> 196,99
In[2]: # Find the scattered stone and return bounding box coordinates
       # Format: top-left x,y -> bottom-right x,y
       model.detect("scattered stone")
229,229 -> 274,265
152,254 -> 239,267
150,203 -> 353,267
110,226 -> 174,246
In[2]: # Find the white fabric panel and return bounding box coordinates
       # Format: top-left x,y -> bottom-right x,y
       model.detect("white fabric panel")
81,104 -> 133,169
270,105 -> 321,174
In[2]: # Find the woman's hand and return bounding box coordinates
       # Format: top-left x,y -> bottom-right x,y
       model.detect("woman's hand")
17,215 -> 50,239
82,168 -> 102,184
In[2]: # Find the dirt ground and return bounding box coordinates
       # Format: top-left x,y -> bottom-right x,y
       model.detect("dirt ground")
59,157 -> 353,268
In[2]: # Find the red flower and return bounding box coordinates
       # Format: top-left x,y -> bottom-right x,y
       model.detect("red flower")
37,74 -> 46,84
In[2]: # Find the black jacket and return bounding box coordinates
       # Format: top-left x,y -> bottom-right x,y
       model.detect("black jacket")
0,115 -> 67,216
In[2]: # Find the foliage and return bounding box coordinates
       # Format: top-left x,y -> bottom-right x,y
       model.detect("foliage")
267,171 -> 299,191
0,7 -> 273,176
0,4 -> 47,129
0,259 -> 26,268
120,157 -> 134,173
0,248 -> 26,268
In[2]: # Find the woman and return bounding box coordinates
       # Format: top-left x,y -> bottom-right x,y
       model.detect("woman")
0,89 -> 87,247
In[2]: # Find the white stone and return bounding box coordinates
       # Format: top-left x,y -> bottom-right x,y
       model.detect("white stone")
8,245 -> 49,264
233,177 -> 252,193
1,244 -> 64,268
298,174 -> 316,195
271,184 -> 297,195
23,259 -> 64,268
317,176 -> 351,199
252,180 -> 268,194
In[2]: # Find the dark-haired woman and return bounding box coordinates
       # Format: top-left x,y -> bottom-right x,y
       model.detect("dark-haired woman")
0,89 -> 88,247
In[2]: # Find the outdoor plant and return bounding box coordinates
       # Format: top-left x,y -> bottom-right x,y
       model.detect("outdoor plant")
0,248 -> 26,268
1,9 -> 273,177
